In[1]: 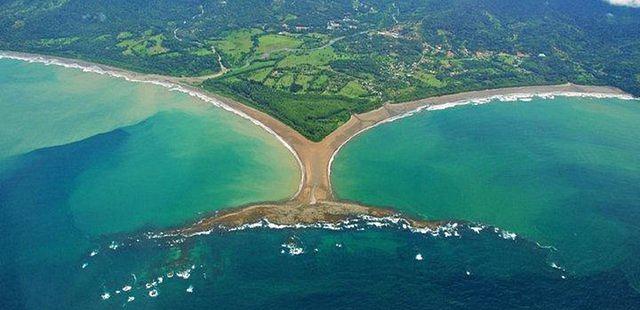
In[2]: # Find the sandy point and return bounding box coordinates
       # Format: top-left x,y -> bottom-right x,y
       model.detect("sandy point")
2,51 -> 634,215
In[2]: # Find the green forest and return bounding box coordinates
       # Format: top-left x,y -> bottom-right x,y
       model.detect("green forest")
2,0 -> 639,141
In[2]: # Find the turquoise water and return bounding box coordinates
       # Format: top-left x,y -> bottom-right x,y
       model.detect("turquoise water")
19,226 -> 640,309
0,58 -> 299,308
2,57 -> 640,309
333,97 -> 640,277
0,58 -> 300,235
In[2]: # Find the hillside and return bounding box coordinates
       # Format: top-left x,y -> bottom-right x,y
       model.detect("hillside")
1,0 -> 639,140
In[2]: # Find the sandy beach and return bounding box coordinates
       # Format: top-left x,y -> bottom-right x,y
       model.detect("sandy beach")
1,50 -> 635,231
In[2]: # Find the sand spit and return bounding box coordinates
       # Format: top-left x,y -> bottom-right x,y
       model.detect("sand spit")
0,51 -> 309,199
323,84 -> 635,193
2,51 -> 636,230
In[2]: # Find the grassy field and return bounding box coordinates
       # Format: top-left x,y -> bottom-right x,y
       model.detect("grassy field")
116,31 -> 168,56
256,34 -> 303,54
212,29 -> 262,66
338,80 -> 369,98
203,77 -> 379,141
277,47 -> 340,68
3,0 -> 639,140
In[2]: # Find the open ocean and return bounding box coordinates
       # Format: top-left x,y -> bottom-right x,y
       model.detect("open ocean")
1,58 -> 640,309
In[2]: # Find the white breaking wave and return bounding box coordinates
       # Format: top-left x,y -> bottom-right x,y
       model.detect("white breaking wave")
327,90 -> 636,186
147,214 -> 496,241
605,0 -> 640,8
0,51 -> 305,200
281,238 -> 305,256
140,209 -> 539,249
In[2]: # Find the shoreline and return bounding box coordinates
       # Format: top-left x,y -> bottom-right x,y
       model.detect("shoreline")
148,200 -> 450,238
1,50 -> 635,208
325,89 -> 637,191
0,50 -> 308,200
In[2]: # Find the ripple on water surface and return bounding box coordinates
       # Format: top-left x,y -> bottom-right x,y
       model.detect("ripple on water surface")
2,57 -> 640,308
0,58 -> 300,235
332,96 -> 640,275
0,58 -> 300,307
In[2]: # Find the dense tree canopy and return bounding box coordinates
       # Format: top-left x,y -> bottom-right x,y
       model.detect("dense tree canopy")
2,0 -> 639,140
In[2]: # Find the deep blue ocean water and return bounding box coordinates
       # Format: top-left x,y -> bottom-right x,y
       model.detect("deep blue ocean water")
1,58 -> 640,309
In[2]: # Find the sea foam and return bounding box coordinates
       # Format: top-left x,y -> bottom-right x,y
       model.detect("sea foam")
327,89 -> 637,184
0,52 -> 305,200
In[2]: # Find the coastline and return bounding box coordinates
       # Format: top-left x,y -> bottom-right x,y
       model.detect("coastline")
325,87 -> 636,192
149,200 -> 450,238
1,50 -> 635,213
0,50 -> 308,200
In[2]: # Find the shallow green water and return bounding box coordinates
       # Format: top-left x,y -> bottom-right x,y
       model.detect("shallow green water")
2,58 -> 640,309
1,59 -> 181,159
333,97 -> 640,274
0,58 -> 299,236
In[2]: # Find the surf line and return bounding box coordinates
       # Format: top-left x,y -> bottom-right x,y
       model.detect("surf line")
0,51 -> 305,200
326,90 -> 637,190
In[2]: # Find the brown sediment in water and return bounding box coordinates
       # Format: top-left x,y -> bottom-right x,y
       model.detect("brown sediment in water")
146,82 -> 633,236
1,51 -> 634,231
180,82 -> 631,205
181,83 -> 631,205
